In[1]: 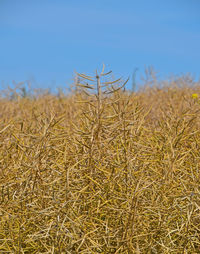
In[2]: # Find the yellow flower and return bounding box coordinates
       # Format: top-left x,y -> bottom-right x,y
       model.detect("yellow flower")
192,93 -> 198,99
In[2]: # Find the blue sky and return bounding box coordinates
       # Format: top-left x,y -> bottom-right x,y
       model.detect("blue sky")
0,0 -> 200,92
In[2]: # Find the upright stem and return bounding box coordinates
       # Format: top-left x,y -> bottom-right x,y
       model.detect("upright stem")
96,73 -> 101,125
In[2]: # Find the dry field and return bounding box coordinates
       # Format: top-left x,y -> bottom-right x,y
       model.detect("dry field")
0,71 -> 200,253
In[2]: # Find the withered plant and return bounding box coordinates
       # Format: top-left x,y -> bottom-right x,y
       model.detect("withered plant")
0,70 -> 200,253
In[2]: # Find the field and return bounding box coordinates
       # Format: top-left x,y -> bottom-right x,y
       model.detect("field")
0,71 -> 200,253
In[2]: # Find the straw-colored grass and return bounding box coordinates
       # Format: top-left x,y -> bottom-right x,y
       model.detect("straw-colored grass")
0,70 -> 200,253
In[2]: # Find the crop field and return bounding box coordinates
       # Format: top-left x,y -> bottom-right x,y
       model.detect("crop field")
0,70 -> 200,253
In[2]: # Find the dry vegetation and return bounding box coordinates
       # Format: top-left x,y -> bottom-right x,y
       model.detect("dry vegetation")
0,69 -> 200,253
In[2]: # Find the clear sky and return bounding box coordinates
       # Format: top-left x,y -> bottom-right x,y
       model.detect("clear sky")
0,0 -> 200,92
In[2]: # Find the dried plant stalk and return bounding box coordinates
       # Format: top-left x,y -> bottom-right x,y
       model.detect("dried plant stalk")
0,71 -> 200,253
